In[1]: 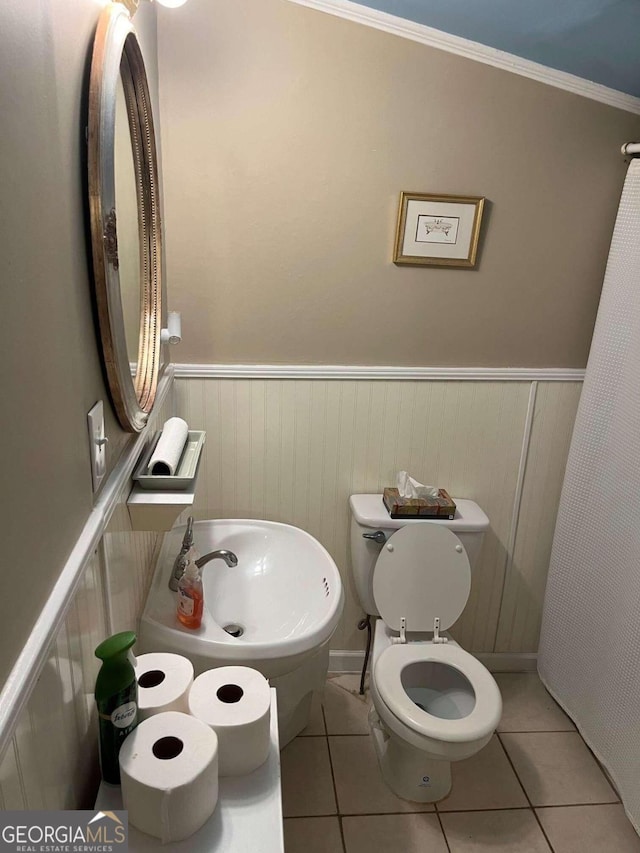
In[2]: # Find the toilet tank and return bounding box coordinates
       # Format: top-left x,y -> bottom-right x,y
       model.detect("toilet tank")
349,494 -> 490,617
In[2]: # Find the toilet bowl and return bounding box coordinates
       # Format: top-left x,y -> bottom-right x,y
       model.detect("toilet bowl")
349,494 -> 502,802
368,621 -> 501,801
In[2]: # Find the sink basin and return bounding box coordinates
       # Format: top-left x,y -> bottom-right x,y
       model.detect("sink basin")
140,519 -> 344,744
140,518 -> 344,678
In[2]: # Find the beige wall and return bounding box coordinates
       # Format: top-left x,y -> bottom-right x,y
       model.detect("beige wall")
0,0 -> 160,685
158,0 -> 640,368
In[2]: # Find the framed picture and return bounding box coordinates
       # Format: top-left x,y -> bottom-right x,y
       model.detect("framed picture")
393,192 -> 485,268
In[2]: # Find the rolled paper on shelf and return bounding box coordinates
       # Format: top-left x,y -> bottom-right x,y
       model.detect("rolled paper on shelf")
148,417 -> 189,475
119,711 -> 219,843
188,666 -> 271,776
136,652 -> 194,721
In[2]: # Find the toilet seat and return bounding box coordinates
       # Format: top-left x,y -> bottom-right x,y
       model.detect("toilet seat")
374,643 -> 502,743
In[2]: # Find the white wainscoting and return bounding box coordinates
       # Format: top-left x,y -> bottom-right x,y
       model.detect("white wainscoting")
0,367 -> 582,810
0,550 -> 106,809
173,374 -> 582,656
496,381 -> 583,652
0,381 -> 176,810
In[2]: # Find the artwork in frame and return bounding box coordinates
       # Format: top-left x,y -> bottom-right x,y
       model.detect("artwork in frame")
393,192 -> 485,268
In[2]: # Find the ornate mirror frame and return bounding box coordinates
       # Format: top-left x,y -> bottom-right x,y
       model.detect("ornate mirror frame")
88,4 -> 162,432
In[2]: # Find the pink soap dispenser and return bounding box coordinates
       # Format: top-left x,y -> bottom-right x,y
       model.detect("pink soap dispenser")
176,548 -> 204,629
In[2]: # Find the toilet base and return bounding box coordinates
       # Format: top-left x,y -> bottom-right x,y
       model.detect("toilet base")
369,707 -> 452,803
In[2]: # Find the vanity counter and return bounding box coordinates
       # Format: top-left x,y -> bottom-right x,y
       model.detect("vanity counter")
96,689 -> 284,853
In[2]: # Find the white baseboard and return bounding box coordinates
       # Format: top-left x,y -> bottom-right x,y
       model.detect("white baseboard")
328,650 -> 372,674
474,652 -> 538,673
328,649 -> 537,674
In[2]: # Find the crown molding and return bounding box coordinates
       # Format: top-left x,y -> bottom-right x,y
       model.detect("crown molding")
287,0 -> 640,116
172,364 -> 585,382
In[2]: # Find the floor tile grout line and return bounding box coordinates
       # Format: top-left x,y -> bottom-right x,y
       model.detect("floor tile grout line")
285,810 -> 438,819
534,801 -> 624,810
434,808 -> 452,853
313,732 -> 370,738
337,816 -> 347,853
438,803 -> 623,814
282,802 -> 627,820
498,730 -> 621,805
496,732 -> 557,852
283,815 -> 337,821
577,737 -> 621,805
282,812 -> 343,819
494,733 -> 538,804
436,805 -> 532,815
338,809 -> 437,817
321,703 -> 347,853
497,729 -> 576,734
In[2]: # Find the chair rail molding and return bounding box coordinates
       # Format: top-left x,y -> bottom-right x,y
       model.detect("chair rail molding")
173,364 -> 586,382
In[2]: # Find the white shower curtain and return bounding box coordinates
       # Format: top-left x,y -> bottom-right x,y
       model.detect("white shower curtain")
539,158 -> 640,832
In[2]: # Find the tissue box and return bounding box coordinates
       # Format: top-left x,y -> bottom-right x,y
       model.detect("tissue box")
383,487 -> 456,520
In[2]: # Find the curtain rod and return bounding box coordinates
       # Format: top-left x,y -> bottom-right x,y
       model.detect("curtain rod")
621,142 -> 640,157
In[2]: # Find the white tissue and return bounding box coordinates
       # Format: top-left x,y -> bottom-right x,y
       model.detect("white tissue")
188,666 -> 271,777
397,470 -> 439,499
136,653 -> 194,721
119,711 -> 219,843
148,417 -> 189,475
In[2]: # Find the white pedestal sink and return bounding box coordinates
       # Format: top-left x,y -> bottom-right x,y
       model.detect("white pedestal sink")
139,519 -> 344,746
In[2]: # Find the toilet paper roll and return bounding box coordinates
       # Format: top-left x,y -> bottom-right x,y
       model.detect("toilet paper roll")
136,653 -> 194,721
119,711 -> 218,843
148,417 -> 189,475
188,666 -> 271,777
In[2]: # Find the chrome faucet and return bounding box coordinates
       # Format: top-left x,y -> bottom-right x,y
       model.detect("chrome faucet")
168,516 -> 195,591
168,517 -> 239,591
196,550 -> 238,569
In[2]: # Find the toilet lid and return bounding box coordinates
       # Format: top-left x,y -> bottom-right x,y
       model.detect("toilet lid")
372,524 -> 471,632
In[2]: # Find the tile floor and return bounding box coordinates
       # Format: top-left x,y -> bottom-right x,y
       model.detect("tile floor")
282,672 -> 640,853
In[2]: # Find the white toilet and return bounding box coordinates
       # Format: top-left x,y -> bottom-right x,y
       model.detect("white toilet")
349,494 -> 502,803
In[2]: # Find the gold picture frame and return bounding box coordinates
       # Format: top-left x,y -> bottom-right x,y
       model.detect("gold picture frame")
393,192 -> 485,268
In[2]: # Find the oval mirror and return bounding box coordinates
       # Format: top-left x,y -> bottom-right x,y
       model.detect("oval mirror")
88,4 -> 162,432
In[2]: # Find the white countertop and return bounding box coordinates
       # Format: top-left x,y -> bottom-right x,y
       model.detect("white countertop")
96,689 -> 284,853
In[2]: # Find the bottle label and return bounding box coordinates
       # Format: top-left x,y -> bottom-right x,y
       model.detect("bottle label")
178,589 -> 194,616
111,701 -> 137,728
97,682 -> 138,784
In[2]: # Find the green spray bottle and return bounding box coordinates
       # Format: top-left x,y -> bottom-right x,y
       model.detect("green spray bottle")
95,631 -> 138,784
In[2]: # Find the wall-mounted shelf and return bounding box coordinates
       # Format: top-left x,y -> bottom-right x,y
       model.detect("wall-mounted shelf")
127,430 -> 205,531
127,480 -> 196,531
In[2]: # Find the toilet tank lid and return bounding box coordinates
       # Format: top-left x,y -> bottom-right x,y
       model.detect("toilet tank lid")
349,494 -> 489,532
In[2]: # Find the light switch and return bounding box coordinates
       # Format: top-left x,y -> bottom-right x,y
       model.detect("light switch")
87,401 -> 108,492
